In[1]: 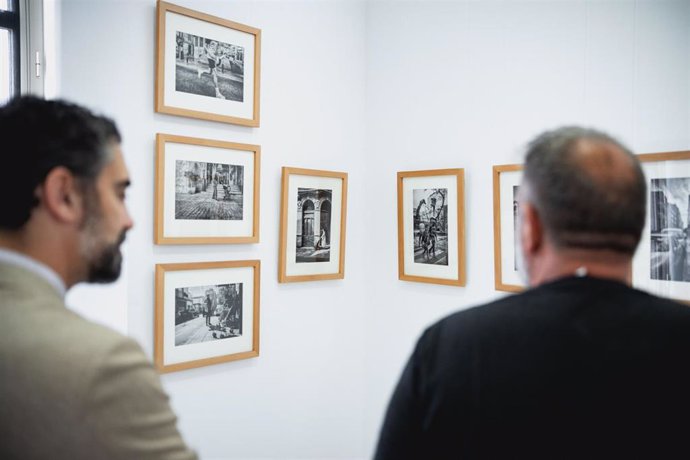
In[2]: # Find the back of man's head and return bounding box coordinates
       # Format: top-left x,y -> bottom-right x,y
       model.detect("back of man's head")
523,126 -> 646,255
0,96 -> 121,231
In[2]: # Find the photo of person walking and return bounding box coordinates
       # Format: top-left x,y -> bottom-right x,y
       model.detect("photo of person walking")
174,31 -> 245,103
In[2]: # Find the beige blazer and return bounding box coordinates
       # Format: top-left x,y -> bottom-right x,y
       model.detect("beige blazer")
0,262 -> 197,460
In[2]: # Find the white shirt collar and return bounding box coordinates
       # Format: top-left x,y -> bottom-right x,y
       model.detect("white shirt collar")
0,248 -> 67,299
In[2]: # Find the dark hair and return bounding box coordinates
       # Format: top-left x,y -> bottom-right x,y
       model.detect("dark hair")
523,126 -> 646,254
0,96 -> 121,230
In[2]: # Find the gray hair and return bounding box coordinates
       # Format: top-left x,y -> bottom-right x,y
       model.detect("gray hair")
522,126 -> 646,254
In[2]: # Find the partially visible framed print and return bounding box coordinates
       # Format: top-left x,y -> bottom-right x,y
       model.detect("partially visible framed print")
634,151 -> 690,302
155,134 -> 260,245
493,164 -> 526,292
397,169 -> 466,286
155,260 -> 260,373
279,167 -> 348,283
156,1 -> 261,126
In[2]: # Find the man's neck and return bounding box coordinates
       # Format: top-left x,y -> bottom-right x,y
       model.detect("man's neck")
0,229 -> 78,289
0,246 -> 68,297
529,247 -> 632,287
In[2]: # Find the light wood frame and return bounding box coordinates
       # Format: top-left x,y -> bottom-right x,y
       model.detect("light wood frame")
397,168 -> 466,286
634,150 -> 690,303
493,164 -> 525,293
156,1 -> 261,127
155,260 -> 260,373
155,133 -> 260,245
637,150 -> 690,164
278,167 -> 348,283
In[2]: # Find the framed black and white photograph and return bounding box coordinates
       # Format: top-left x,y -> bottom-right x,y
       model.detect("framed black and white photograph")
493,164 -> 526,292
156,1 -> 261,127
155,133 -> 260,245
155,260 -> 260,373
634,151 -> 690,302
397,169 -> 466,286
279,167 -> 348,283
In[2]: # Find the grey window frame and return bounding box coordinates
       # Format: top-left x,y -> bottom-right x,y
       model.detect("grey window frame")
0,0 -> 20,98
19,0 -> 44,96
0,0 -> 44,101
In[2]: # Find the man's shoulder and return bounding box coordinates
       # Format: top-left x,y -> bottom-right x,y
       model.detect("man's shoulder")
428,290 -> 533,335
61,307 -> 142,356
0,294 -> 197,459
32,296 -> 134,350
0,292 -> 147,385
426,277 -> 690,341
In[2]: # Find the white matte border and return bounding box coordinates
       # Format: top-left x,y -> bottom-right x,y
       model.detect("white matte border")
633,158 -> 690,300
285,174 -> 344,277
162,140 -> 255,238
401,175 -> 459,280
498,169 -> 525,287
163,10 -> 256,120
163,265 -> 255,366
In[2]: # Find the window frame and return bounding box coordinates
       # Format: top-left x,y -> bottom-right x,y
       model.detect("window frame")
0,0 -> 20,99
0,0 -> 44,102
19,0 -> 44,96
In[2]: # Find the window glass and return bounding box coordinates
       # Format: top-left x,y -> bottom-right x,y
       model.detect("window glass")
0,1 -> 9,12
0,28 -> 10,105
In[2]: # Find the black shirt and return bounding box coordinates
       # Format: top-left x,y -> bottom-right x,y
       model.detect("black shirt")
375,277 -> 690,459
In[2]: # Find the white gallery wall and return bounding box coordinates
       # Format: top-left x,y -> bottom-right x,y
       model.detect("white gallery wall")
363,0 -> 690,455
60,1 -> 368,459
55,1 -> 690,459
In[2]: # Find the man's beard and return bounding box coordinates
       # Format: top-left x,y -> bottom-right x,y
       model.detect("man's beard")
85,230 -> 127,283
79,194 -> 127,284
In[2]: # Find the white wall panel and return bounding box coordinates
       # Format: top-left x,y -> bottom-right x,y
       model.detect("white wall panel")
56,1 -> 690,458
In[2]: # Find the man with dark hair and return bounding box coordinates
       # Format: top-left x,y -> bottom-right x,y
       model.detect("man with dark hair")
0,97 -> 197,459
375,127 -> 690,459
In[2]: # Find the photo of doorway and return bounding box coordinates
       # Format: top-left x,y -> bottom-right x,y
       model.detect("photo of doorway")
296,188 -> 332,263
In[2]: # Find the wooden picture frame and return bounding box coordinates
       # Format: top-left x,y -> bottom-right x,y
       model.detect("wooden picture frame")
155,133 -> 260,245
493,164 -> 526,292
156,1 -> 261,126
278,167 -> 348,283
155,260 -> 260,373
397,169 -> 466,286
634,150 -> 690,302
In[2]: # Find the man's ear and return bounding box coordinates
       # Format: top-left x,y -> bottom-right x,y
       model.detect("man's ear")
37,167 -> 85,225
520,201 -> 543,256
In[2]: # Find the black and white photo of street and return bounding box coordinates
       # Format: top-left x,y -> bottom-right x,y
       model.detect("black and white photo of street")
650,178 -> 690,282
413,188 -> 448,265
175,31 -> 244,102
174,283 -> 243,347
296,188 -> 332,263
175,160 -> 243,221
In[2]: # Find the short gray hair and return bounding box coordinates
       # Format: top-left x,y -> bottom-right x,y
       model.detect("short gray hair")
522,126 -> 646,254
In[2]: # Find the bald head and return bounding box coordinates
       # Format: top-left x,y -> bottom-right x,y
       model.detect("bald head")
522,127 -> 646,255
